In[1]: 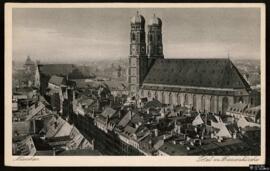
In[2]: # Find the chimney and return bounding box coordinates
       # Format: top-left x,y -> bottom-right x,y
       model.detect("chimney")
91,139 -> 95,150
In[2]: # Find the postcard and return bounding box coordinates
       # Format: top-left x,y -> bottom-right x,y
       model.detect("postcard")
5,3 -> 266,166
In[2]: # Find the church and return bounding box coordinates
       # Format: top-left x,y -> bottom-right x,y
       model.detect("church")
127,12 -> 256,114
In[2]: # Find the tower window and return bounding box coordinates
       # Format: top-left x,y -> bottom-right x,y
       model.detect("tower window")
132,33 -> 136,41
149,35 -> 152,42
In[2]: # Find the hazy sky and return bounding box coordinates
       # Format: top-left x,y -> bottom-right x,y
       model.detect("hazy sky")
12,8 -> 261,63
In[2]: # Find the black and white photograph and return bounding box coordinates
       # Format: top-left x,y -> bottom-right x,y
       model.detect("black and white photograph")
5,3 -> 266,166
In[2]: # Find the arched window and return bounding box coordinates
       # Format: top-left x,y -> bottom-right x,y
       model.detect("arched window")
210,96 -> 215,113
148,91 -> 151,98
161,92 -> 165,104
177,94 -> 181,105
193,94 -> 197,110
184,94 -> 188,106
169,93 -> 172,104
201,95 -> 205,112
222,97 -> 229,114
132,33 -> 136,41
153,91 -> 157,99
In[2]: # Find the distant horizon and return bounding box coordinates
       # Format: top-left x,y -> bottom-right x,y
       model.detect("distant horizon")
13,8 -> 261,63
13,55 -> 260,65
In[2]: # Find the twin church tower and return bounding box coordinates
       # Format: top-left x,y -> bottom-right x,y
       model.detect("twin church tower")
128,12 -> 164,95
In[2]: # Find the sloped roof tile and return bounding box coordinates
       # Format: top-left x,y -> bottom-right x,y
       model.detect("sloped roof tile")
143,58 -> 250,90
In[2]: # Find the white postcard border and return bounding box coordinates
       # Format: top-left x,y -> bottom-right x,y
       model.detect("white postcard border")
5,3 -> 266,167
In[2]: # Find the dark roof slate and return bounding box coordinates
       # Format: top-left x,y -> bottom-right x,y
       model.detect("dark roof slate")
143,58 -> 250,89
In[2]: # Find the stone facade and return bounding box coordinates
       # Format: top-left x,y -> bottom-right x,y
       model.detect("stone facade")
139,88 -> 246,114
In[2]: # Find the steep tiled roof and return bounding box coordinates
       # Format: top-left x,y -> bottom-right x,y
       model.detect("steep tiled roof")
26,102 -> 45,121
143,58 -> 250,89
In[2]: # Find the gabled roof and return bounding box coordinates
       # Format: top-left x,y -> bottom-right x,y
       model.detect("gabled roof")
16,136 -> 37,155
101,107 -> 117,119
143,58 -> 250,90
48,75 -> 66,86
26,102 -> 45,121
118,111 -> 131,128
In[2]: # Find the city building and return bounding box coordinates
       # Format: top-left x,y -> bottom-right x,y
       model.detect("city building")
127,12 -> 255,114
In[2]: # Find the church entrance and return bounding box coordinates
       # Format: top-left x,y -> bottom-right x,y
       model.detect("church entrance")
222,97 -> 229,114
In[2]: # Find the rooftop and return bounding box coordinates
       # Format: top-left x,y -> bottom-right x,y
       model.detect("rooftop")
143,58 -> 250,90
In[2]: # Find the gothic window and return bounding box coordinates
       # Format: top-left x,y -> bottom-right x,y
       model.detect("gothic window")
161,92 -> 165,104
132,33 -> 136,41
149,34 -> 152,42
184,94 -> 188,106
142,33 -> 145,41
193,94 -> 196,110
148,91 -> 151,98
177,94 -> 181,105
169,93 -> 172,104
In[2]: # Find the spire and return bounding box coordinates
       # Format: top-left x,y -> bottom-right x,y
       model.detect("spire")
136,10 -> 139,16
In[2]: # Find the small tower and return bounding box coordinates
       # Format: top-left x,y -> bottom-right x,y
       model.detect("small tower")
127,11 -> 148,96
147,14 -> 164,66
24,56 -> 35,73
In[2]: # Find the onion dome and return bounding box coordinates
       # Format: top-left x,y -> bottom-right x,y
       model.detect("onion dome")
149,14 -> 162,26
131,11 -> 145,24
